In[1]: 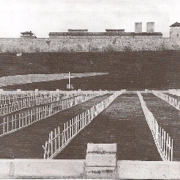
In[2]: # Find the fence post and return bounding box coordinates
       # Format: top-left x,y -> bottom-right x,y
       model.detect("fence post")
58,126 -> 61,149
12,115 -> 14,131
43,141 -> 48,159
50,131 -> 53,157
166,133 -> 169,160
69,120 -> 72,139
14,114 -> 17,130
48,133 -> 51,158
171,138 -> 173,161
3,118 -> 5,134
66,121 -> 69,140
7,116 -> 9,133
55,128 -> 57,153
63,123 -> 66,143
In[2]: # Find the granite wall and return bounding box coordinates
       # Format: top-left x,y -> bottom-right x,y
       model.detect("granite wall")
0,36 -> 180,52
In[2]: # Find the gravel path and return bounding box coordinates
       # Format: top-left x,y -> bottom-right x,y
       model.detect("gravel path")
0,94 -> 110,159
55,94 -> 161,161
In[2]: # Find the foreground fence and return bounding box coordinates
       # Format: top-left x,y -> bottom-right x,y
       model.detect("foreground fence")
137,91 -> 173,161
152,90 -> 180,110
0,93 -> 67,116
0,93 -> 98,137
168,89 -> 180,96
42,91 -> 122,159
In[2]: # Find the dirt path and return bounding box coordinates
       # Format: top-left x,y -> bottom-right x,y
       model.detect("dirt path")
55,94 -> 161,161
142,93 -> 180,161
0,94 -> 111,159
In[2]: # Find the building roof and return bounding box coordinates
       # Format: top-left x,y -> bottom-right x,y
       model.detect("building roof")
105,29 -> 125,32
49,32 -> 162,37
21,31 -> 34,35
170,22 -> 180,27
68,29 -> 88,32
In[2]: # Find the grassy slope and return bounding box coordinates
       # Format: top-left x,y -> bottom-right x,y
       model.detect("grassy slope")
0,51 -> 180,89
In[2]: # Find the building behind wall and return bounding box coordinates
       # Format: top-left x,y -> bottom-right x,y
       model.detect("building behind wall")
49,22 -> 162,38
0,21 -> 180,52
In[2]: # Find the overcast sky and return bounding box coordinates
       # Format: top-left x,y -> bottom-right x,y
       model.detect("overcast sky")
0,0 -> 179,38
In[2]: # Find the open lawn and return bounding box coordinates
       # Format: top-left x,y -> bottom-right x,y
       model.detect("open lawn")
1,51 -> 180,90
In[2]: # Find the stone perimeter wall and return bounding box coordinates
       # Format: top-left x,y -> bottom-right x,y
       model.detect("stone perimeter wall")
0,36 -> 180,52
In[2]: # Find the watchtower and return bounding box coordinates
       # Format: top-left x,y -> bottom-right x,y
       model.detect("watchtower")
20,31 -> 37,38
170,22 -> 180,38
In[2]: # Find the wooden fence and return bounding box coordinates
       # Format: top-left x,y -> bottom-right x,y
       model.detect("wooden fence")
137,91 -> 173,161
0,92 -> 36,105
42,91 -> 122,159
152,90 -> 180,110
0,93 -> 97,137
168,89 -> 180,96
0,94 -> 64,116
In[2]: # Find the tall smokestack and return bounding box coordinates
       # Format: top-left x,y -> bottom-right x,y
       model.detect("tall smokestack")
135,22 -> 142,33
147,22 -> 155,33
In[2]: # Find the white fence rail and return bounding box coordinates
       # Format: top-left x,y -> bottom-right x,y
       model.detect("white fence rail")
137,91 -> 173,161
152,90 -> 180,110
42,91 -> 123,159
0,93 -> 98,137
168,89 -> 180,96
0,93 -> 67,116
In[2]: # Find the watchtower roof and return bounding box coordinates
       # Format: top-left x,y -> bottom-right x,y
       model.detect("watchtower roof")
21,31 -> 34,35
170,22 -> 180,27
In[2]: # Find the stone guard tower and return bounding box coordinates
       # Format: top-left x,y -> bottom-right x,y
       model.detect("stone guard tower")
170,22 -> 180,38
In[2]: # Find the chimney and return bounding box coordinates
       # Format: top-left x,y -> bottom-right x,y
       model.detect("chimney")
135,22 -> 142,33
147,22 -> 155,33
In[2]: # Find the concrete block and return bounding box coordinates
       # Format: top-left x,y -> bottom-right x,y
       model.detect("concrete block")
87,143 -> 117,153
0,160 -> 12,178
13,159 -> 85,178
86,154 -> 116,167
85,143 -> 117,179
117,160 -> 180,179
86,166 -> 116,179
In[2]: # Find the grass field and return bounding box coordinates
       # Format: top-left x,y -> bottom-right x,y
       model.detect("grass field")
55,94 -> 161,161
1,51 -> 180,90
142,93 -> 180,161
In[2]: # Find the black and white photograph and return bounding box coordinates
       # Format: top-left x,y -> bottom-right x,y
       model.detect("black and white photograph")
0,0 -> 180,179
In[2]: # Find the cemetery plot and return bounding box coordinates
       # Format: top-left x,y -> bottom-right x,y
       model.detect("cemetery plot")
142,93 -> 180,161
0,92 -> 97,136
42,92 -> 121,159
55,94 -> 161,161
0,94 -> 111,159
